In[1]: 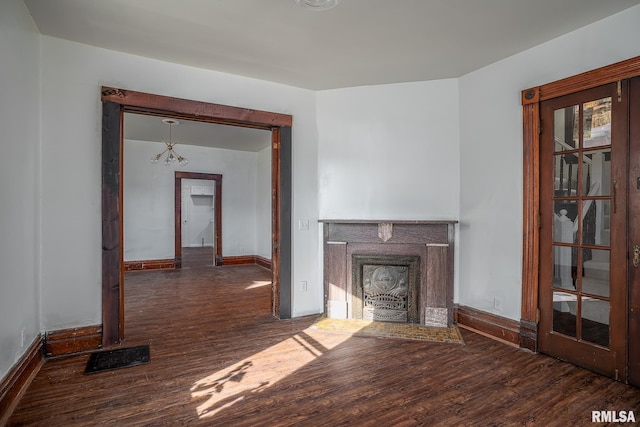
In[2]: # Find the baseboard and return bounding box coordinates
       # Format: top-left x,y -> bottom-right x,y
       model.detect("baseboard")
45,325 -> 103,357
222,255 -> 256,266
0,335 -> 44,425
255,255 -> 272,270
222,255 -> 273,270
124,258 -> 176,271
454,305 -> 521,347
519,318 -> 538,352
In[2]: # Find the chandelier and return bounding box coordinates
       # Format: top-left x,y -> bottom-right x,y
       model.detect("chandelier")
295,0 -> 340,11
150,119 -> 189,166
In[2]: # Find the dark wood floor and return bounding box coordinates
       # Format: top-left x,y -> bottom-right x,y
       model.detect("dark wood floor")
182,246 -> 215,268
8,255 -> 640,426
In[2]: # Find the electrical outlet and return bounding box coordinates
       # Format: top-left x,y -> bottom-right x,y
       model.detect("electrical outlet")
298,219 -> 310,231
21,329 -> 25,347
300,281 -> 308,292
493,297 -> 503,312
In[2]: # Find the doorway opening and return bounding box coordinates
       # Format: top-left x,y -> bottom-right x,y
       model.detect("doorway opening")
521,55 -> 640,384
102,87 -> 293,346
175,172 -> 223,269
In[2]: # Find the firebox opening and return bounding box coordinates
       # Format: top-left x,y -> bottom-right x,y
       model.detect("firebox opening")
352,255 -> 421,324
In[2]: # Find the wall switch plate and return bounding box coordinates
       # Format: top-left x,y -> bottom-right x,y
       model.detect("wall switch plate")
298,219 -> 310,230
300,281 -> 308,291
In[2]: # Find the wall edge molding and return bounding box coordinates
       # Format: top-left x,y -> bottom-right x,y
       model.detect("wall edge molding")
255,255 -> 272,270
454,305 -> 521,348
124,258 -> 176,272
45,325 -> 103,358
222,255 -> 257,266
222,255 -> 273,270
0,335 -> 44,425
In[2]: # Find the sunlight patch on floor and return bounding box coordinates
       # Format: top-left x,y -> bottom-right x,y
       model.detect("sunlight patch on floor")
245,280 -> 271,289
191,330 -> 353,419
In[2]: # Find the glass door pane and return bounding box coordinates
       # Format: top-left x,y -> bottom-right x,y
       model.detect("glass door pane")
549,96 -> 612,348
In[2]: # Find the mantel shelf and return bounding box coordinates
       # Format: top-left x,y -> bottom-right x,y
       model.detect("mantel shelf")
318,219 -> 458,225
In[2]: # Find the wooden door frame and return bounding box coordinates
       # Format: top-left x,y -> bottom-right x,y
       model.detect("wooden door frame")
101,87 -> 293,346
174,172 -> 223,268
520,55 -> 640,352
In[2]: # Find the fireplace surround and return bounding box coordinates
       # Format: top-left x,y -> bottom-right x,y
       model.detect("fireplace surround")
321,220 -> 457,327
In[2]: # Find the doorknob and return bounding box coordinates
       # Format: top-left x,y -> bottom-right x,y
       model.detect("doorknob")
634,245 -> 640,268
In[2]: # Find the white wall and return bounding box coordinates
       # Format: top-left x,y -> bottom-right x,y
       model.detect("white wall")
124,140 -> 262,261
316,79 -> 461,307
39,36 -> 320,330
458,4 -> 640,320
0,0 -> 40,380
256,146 -> 272,259
124,140 -> 175,260
317,79 -> 460,221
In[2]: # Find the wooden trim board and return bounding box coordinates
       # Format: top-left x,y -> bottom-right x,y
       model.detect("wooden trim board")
124,259 -> 176,271
255,255 -> 272,270
0,335 -> 44,425
520,54 -> 640,352
45,325 -> 103,358
101,86 -> 292,345
455,305 -> 521,347
222,255 -> 273,270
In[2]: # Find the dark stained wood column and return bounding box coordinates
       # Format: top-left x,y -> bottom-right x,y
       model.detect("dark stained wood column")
102,101 -> 123,346
520,88 -> 540,352
278,126 -> 292,319
628,76 -> 640,386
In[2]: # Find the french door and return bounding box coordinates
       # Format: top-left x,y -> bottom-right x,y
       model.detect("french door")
629,77 -> 640,386
539,82 -> 628,379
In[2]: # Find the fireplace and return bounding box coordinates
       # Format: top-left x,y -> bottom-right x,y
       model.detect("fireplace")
321,220 -> 456,327
352,255 -> 420,323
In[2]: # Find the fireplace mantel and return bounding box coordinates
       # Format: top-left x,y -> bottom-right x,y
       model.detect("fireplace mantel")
320,219 -> 457,327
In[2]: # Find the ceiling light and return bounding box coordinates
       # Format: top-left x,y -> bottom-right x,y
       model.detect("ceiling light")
295,0 -> 340,11
150,119 -> 189,167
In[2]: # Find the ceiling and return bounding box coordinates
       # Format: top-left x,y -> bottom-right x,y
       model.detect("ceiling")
24,0 -> 640,149
124,113 -> 271,152
24,0 -> 640,91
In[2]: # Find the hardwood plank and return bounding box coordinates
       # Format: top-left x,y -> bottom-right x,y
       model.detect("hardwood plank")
8,265 -> 640,425
181,247 -> 214,269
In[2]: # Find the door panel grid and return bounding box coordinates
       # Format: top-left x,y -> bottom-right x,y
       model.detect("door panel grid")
539,82 -> 627,379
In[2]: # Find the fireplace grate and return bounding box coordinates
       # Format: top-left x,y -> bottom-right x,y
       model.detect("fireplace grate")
362,265 -> 409,323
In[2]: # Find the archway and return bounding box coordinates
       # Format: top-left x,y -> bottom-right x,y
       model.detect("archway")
101,87 -> 292,345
